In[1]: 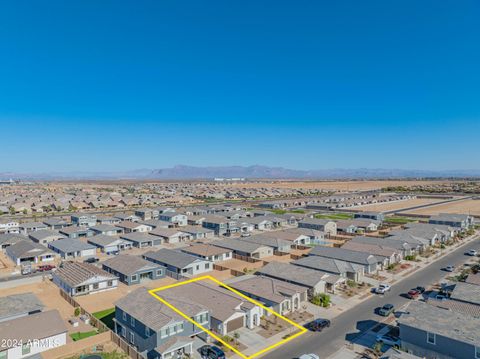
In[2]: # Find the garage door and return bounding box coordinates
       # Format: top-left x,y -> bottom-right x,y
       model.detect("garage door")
226,316 -> 244,332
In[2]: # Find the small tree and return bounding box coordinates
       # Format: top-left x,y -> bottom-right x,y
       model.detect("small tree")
74,307 -> 81,317
233,332 -> 240,345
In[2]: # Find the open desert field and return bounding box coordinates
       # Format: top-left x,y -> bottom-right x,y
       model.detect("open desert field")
403,199 -> 480,217
354,197 -> 454,212
229,180 -> 453,191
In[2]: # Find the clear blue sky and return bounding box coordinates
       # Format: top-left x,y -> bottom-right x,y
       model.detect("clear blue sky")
0,0 -> 479,173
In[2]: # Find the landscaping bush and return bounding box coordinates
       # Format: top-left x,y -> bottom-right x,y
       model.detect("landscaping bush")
310,293 -> 331,307
404,255 -> 417,261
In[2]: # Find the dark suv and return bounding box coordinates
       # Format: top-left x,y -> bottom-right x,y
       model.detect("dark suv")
199,345 -> 226,359
305,318 -> 331,332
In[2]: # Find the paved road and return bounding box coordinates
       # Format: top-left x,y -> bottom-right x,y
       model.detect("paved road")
263,237 -> 479,359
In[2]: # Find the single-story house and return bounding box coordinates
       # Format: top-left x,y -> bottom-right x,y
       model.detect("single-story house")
158,212 -> 188,226
102,255 -> 165,285
429,213 -> 474,230
149,228 -> 192,243
230,276 -> 308,316
241,234 -> 292,253
292,255 -> 364,282
29,229 -> 66,244
114,213 -> 141,222
59,225 -> 94,239
117,221 -> 152,234
349,236 -> 414,257
87,235 -> 133,253
0,233 -> 27,250
90,224 -> 124,236
18,221 -> 48,234
120,233 -> 162,248
52,261 -> 118,296
211,238 -> 274,259
0,310 -> 67,359
180,244 -> 233,262
354,211 -> 385,222
48,238 -> 97,259
96,215 -> 121,225
6,240 -> 57,266
256,261 -> 332,296
179,225 -> 215,240
243,217 -> 274,231
0,293 -> 44,323
308,246 -> 380,273
42,218 -> 71,230
71,214 -> 97,227
342,241 -> 402,266
298,218 -> 337,236
143,248 -> 212,277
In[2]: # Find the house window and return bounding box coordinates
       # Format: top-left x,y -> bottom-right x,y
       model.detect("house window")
22,344 -> 31,355
145,327 -> 150,337
131,317 -> 135,326
93,283 -> 99,290
197,313 -> 208,324
476,346 -> 480,359
205,263 -> 210,269
122,312 -> 127,321
131,274 -> 138,281
107,280 -> 113,287
129,332 -> 135,344
196,265 -> 200,270
121,326 -> 126,337
156,269 -> 163,276
160,328 -> 168,338
427,332 -> 436,345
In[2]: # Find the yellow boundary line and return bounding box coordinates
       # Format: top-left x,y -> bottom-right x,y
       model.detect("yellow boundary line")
148,275 -> 307,359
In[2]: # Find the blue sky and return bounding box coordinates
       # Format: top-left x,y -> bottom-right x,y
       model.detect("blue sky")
0,0 -> 479,173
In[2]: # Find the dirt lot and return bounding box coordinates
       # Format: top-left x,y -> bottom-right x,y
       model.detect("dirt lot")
403,199 -> 480,217
76,276 -> 177,313
230,180 -> 452,191
354,197 -> 451,212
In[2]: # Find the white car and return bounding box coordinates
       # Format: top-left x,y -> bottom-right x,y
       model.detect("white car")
375,284 -> 391,294
467,249 -> 478,256
376,334 -> 401,347
445,265 -> 455,272
299,355 -> 320,359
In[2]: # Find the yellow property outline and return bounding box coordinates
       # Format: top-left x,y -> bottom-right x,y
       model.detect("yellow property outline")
148,275 -> 307,359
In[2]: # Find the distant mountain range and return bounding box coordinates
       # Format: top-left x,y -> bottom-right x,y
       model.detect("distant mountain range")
2,165 -> 480,180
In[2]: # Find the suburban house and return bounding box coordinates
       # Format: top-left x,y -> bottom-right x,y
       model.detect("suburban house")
48,238 -> 97,259
149,228 -> 192,243
428,213 -> 474,230
0,219 -> 20,234
243,217 -> 274,231
179,225 -> 215,240
211,238 -> 274,259
354,211 -> 385,222
114,287 -> 210,358
6,240 -> 57,266
135,208 -> 160,221
19,221 -> 48,234
404,222 -> 454,243
87,235 -> 133,253
292,255 -> 363,282
158,212 -> 188,226
260,229 -> 313,246
52,261 -> 118,296
298,218 -> 337,236
187,215 -> 207,226
71,214 -> 97,227
157,281 -> 262,335
241,234 -> 292,253
29,229 -> 66,244
0,293 -> 44,323
139,219 -> 172,229
96,215 -> 121,225
230,276 -> 308,316
114,213 -> 141,222
102,255 -> 165,285
0,309 -> 67,359
336,219 -> 380,234
342,241 -> 402,266
350,236 -> 414,257
117,221 -> 153,234
256,261 -> 331,296
90,224 -> 124,236
121,233 -> 162,248
143,248 -> 213,277
180,243 -> 233,262
43,218 -> 71,230
398,301 -> 480,359
387,232 -> 430,253
59,225 -> 94,239
309,246 -> 380,273
0,233 -> 26,250
201,215 -> 232,235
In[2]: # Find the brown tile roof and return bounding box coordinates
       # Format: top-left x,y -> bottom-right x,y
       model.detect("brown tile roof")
54,261 -> 117,287
181,244 -> 231,257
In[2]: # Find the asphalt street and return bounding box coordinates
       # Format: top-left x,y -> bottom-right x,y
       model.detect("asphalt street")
263,236 -> 480,359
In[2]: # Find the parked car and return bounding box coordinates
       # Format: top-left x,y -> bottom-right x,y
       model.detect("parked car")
407,289 -> 420,299
444,265 -> 455,272
375,284 -> 391,294
199,345 -> 225,359
37,264 -> 55,272
305,318 -> 331,332
299,355 -> 320,359
21,265 -> 34,275
415,286 -> 426,294
376,334 -> 401,347
466,249 -> 478,256
83,257 -> 99,264
378,304 -> 395,316
241,232 -> 251,237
